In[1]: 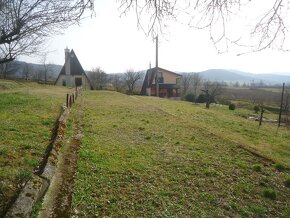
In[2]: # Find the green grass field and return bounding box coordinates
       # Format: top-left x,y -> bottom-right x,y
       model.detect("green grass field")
72,91 -> 290,217
1,81 -> 289,217
0,80 -> 69,215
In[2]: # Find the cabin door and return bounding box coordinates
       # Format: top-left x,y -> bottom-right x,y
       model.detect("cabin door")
75,78 -> 82,87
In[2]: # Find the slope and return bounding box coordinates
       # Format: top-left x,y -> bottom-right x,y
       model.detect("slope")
71,91 -> 290,217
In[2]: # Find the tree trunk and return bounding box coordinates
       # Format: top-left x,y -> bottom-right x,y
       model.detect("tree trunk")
206,101 -> 210,109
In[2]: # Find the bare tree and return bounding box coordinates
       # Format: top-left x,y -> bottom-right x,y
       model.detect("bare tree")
88,67 -> 108,90
0,63 -> 7,79
202,81 -> 224,109
1,1 -> 288,64
0,0 -> 94,64
110,73 -> 126,92
124,69 -> 143,95
119,0 -> 290,52
0,61 -> 16,79
88,67 -> 106,90
192,73 -> 202,103
39,54 -> 48,84
22,62 -> 30,80
181,73 -> 193,97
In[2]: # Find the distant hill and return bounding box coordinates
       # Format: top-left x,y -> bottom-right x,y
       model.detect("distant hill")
196,69 -> 290,85
2,61 -> 290,85
1,61 -> 62,80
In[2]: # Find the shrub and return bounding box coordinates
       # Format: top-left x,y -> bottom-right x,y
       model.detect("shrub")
229,103 -> 236,110
284,176 -> 290,188
16,168 -> 32,182
184,93 -> 195,102
254,105 -> 260,113
275,163 -> 285,171
0,148 -> 8,156
196,93 -> 207,103
259,178 -> 270,187
218,98 -> 231,105
253,164 -> 262,172
263,188 -> 276,200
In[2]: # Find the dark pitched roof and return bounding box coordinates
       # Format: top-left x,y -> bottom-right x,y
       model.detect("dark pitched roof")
58,49 -> 85,76
55,49 -> 93,89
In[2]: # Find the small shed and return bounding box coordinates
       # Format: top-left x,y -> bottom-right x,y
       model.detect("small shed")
55,48 -> 92,89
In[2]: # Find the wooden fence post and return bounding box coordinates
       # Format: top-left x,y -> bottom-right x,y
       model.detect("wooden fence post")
259,105 -> 264,128
69,95 -> 71,107
66,94 -> 69,108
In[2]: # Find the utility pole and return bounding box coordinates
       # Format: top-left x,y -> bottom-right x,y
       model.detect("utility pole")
278,82 -> 285,127
155,35 -> 159,97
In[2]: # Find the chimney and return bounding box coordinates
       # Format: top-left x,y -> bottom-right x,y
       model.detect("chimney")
65,47 -> 70,75
149,62 -> 151,69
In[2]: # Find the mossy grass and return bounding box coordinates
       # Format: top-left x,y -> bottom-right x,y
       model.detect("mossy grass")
253,164 -> 262,172
263,188 -> 277,200
275,163 -> 286,172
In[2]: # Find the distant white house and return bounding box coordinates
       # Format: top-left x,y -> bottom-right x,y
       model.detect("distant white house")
55,48 -> 92,89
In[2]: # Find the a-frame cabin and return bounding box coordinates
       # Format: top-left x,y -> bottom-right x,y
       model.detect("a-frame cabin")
140,67 -> 181,97
55,48 -> 92,89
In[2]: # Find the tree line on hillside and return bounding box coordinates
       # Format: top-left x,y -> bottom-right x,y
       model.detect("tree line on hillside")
0,61 -> 146,94
0,60 -> 59,83
87,68 -> 145,95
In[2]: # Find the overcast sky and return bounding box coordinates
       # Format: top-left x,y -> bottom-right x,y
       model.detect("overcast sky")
20,0 -> 290,74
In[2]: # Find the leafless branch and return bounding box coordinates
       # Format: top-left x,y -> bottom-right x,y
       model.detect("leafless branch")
0,0 -> 94,64
119,0 -> 290,53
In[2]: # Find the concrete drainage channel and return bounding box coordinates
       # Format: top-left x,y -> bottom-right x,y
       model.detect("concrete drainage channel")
5,90 -> 82,218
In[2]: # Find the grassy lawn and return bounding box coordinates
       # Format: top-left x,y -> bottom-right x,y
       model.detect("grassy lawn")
72,91 -> 290,217
148,97 -> 290,166
0,80 -> 69,215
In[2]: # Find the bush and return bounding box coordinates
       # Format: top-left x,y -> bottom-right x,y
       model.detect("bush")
184,93 -> 195,102
263,188 -> 276,200
254,105 -> 260,113
253,164 -> 262,172
284,176 -> 290,188
196,94 -> 215,104
196,93 -> 207,103
229,103 -> 236,110
275,163 -> 285,171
